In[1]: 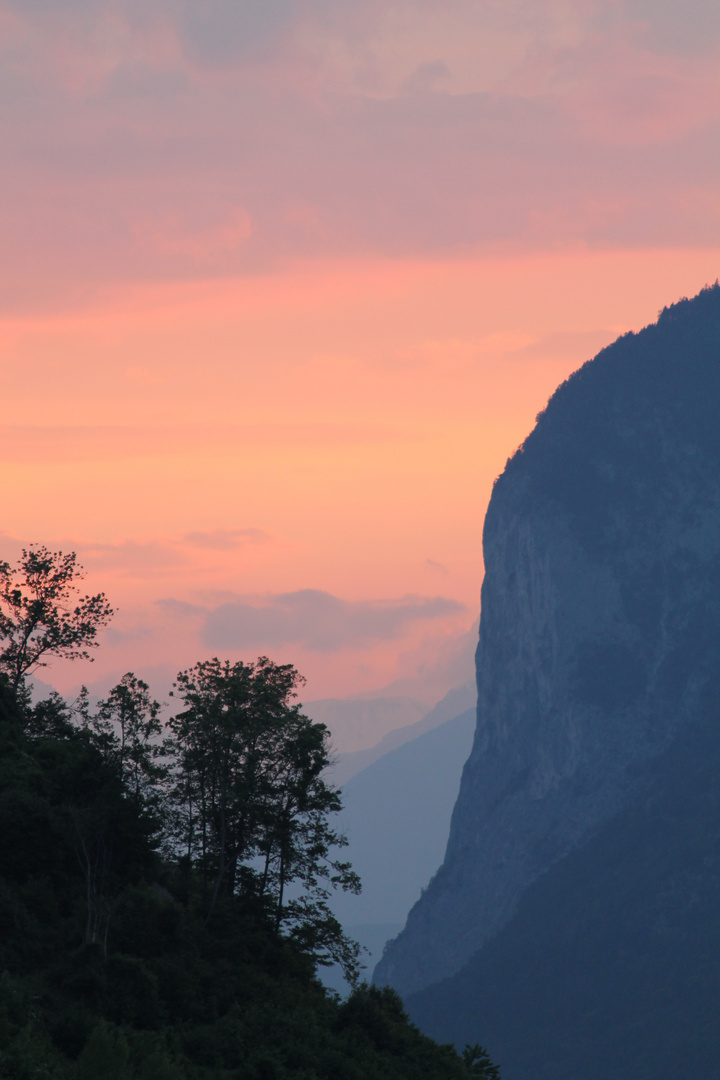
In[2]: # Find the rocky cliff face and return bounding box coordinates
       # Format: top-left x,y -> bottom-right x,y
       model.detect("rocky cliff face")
375,284 -> 720,997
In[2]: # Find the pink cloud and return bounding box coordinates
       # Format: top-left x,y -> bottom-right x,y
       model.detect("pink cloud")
134,207 -> 253,262
183,528 -> 268,550
200,589 -> 467,652
1,0 -> 719,711
0,0 -> 718,313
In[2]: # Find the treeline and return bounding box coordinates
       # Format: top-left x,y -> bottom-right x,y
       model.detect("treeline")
0,547 -> 500,1079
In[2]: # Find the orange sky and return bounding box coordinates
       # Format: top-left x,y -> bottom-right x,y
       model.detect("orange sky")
1,0 -> 719,709
3,248 -> 720,703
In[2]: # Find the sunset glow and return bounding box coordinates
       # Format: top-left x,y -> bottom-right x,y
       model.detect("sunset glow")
2,0 -> 719,709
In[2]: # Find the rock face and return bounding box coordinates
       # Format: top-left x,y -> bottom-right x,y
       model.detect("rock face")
407,713 -> 720,1079
374,284 -> 720,1001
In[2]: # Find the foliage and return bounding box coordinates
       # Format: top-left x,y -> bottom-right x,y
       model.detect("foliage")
76,1021 -> 131,1080
463,1043 -> 502,1079
165,657 -> 361,979
0,548 -> 500,1078
0,547 -> 113,690
0,665 -> 500,1079
90,674 -> 165,803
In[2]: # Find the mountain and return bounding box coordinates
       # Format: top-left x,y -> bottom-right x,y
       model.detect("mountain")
333,708 -> 476,928
330,681 -> 476,787
375,283 -> 720,1077
301,696 -> 426,754
320,706 -> 476,994
407,714 -> 720,1079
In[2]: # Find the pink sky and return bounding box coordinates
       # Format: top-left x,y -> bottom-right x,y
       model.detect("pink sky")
1,0 -> 719,708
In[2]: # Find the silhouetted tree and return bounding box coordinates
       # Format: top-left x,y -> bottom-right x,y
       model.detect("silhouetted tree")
463,1043 -> 502,1079
94,673 -> 164,801
165,656 -> 361,979
0,546 -> 113,690
0,547 -> 501,1078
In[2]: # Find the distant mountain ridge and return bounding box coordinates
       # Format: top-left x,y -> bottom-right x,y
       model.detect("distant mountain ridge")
302,696 -> 426,754
320,704 -> 476,994
333,707 -> 476,928
329,681 -> 476,787
375,283 -> 720,1078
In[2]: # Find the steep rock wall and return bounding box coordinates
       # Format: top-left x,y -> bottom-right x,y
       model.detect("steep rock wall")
375,284 -> 720,995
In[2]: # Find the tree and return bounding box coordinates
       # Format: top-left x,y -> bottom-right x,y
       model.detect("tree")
94,673 -> 164,801
68,675 -> 165,948
76,1021 -> 131,1080
165,656 -> 361,978
0,650 -> 493,1078
252,708 -> 361,975
463,1043 -> 502,1079
0,546 -> 113,690
64,726 -> 158,951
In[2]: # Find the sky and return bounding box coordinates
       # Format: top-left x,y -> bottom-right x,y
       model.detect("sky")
1,0 -> 719,711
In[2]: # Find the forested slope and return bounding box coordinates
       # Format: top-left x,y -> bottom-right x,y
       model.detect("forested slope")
0,670 -> 495,1079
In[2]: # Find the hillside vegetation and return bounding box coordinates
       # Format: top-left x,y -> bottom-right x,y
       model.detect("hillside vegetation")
0,548 -> 498,1079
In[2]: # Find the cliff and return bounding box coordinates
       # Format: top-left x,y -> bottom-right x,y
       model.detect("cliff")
375,283 -> 720,1003
406,706 -> 720,1078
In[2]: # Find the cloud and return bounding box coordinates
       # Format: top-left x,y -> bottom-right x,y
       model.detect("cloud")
624,0 -> 720,55
155,598 -> 208,618
172,0 -> 301,65
201,589 -> 466,651
363,617 -> 480,702
103,61 -> 189,102
134,207 -> 253,262
105,624 -> 154,646
1,0 -> 719,314
183,528 -> 268,550
70,529 -> 268,576
400,60 -> 451,97
77,540 -> 187,576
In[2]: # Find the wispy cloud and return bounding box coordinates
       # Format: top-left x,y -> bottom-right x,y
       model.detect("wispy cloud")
105,624 -> 154,646
1,0 -> 719,312
201,589 -> 466,652
74,540 -> 187,576
155,598 -> 209,618
183,528 -> 268,550
134,207 -> 253,262
16,530 -> 272,579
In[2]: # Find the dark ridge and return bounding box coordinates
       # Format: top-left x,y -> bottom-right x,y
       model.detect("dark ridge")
496,281 -> 720,551
375,283 -> 720,1077
406,704 -> 720,1080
